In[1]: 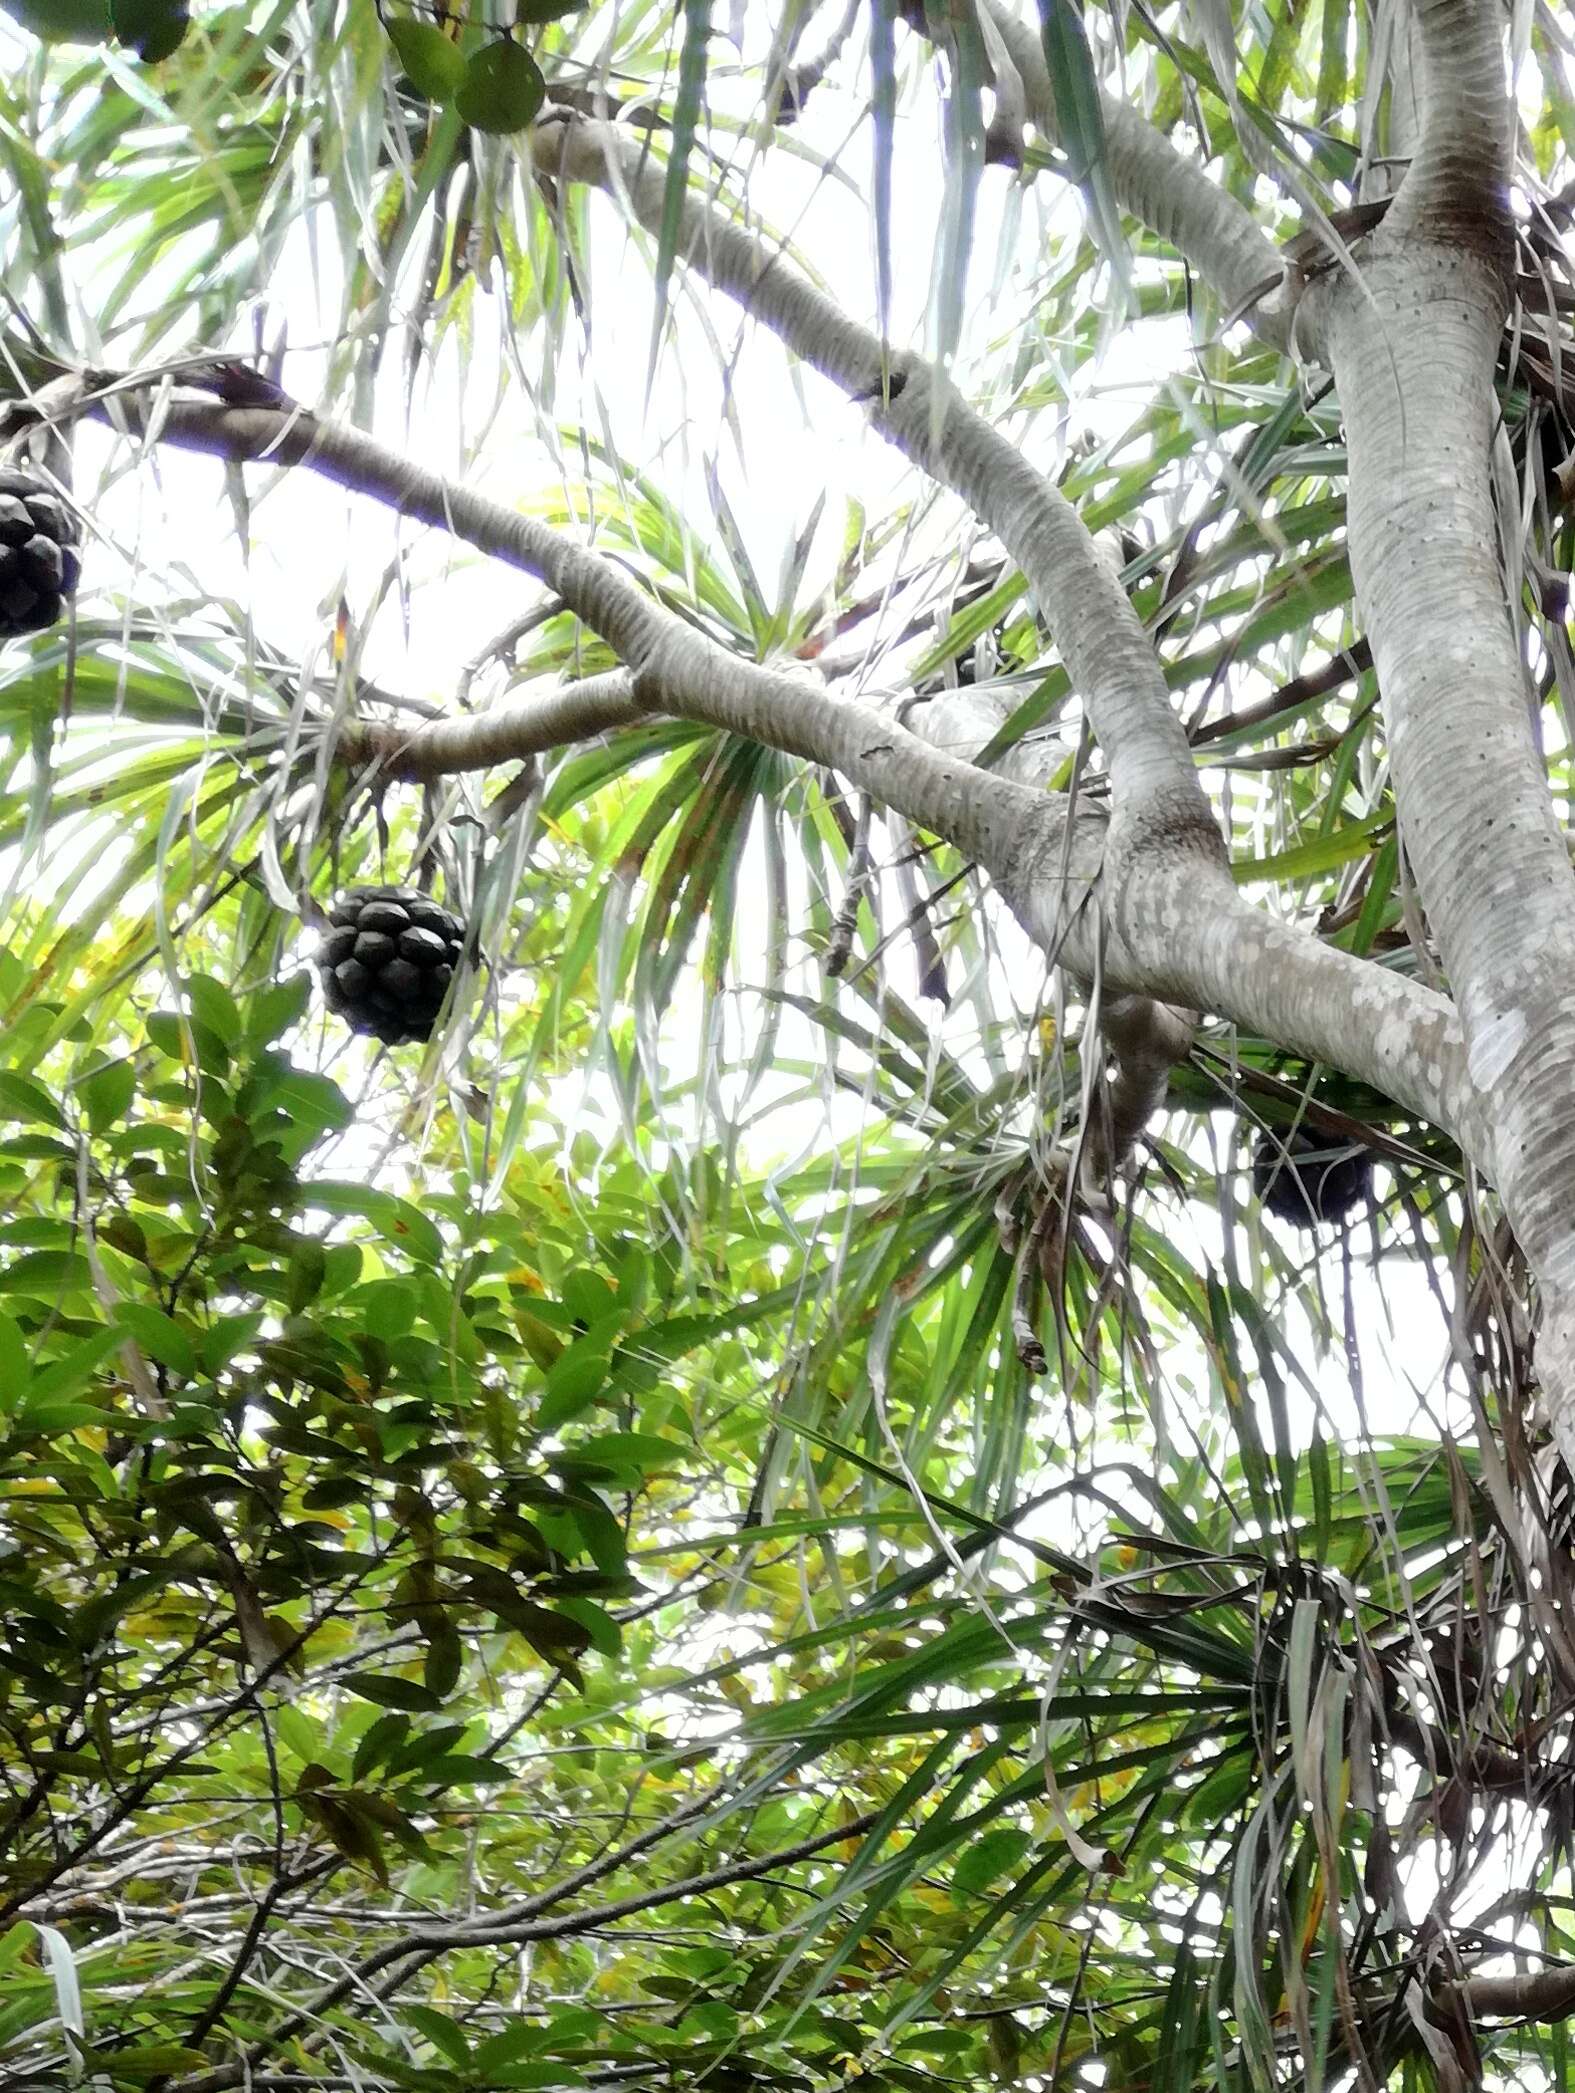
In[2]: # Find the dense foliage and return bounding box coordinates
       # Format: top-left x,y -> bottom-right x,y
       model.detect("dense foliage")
0,0 -> 1571,2089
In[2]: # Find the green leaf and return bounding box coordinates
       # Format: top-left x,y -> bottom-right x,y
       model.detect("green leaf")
417,1753 -> 515,1785
560,1430 -> 687,1481
0,1249 -> 92,1297
561,1268 -> 618,1324
200,1311 -> 264,1376
98,2046 -> 210,2083
358,1277 -> 419,1340
15,1400 -> 115,1436
272,1704 -> 323,1765
387,18 -> 466,102
352,1712 -> 411,1784
1035,0 -> 1132,291
457,40 -> 547,132
537,1336 -> 609,1430
473,2022 -> 542,2072
0,1072 -> 66,1130
252,1070 -> 353,1138
116,1302 -> 196,1377
146,1011 -> 229,1078
185,973 -> 242,1048
77,1059 -> 135,1134
516,0 -> 589,18
423,1625 -> 464,1699
646,0 -> 710,388
344,1672 -> 443,1713
406,2004 -> 472,2068
951,1827 -> 1032,1897
1234,810 -> 1389,884
551,1595 -> 620,1658
0,1311 -> 29,1411
24,1331 -> 126,1414
246,973 -> 311,1049
304,1183 -> 444,1264
287,1239 -> 327,1313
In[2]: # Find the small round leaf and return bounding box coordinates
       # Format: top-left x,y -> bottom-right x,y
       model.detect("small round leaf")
457,40 -> 547,133
386,18 -> 466,102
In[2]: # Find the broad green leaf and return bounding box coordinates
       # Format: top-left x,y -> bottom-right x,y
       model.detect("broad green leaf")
344,1673 -> 443,1713
537,1338 -> 609,1430
0,1073 -> 65,1130
0,1311 -> 29,1410
116,1302 -> 196,1376
0,1249 -> 91,1296
246,973 -> 311,1049
185,973 -> 242,1048
387,18 -> 466,101
951,1827 -> 1032,1897
457,40 -> 546,132
76,1058 -> 134,1133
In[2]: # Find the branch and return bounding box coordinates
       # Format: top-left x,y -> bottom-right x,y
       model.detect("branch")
356,669 -> 646,776
1436,1962 -> 1575,2024
1289,17 -> 1575,1446
53,369 -> 1479,1155
87,385 -> 1046,889
170,1805 -> 885,2093
512,98 -> 1481,1168
979,1 -> 1290,340
528,115 -> 1220,860
910,691 -> 1482,1155
1386,0 -> 1514,250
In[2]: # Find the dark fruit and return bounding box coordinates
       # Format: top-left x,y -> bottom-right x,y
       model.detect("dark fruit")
1252,1126 -> 1372,1230
0,471 -> 82,640
314,885 -> 466,1043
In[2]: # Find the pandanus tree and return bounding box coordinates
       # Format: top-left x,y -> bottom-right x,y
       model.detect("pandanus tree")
0,0 -> 1573,2086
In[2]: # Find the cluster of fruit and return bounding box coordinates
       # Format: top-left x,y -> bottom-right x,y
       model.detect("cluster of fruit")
316,886 -> 467,1044
0,470 -> 82,638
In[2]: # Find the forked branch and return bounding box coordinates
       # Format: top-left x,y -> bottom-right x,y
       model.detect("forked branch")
19,363 -> 1475,1154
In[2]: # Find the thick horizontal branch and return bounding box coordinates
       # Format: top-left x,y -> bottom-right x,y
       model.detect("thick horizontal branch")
358,668 -> 646,775
1437,1962 -> 1575,2023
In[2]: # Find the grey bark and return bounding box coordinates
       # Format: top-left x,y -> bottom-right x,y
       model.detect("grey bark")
980,2 -> 1291,340
1301,0 -> 1575,1454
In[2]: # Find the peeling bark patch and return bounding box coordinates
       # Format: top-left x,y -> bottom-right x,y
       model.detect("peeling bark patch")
1466,1006 -> 1526,1092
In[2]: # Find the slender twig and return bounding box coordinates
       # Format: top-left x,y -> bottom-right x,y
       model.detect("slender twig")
171,1805 -> 885,2092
